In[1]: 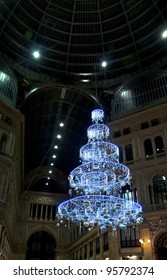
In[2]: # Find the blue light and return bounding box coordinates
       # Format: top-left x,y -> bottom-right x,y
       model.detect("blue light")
58,195 -> 142,230
57,109 -> 143,231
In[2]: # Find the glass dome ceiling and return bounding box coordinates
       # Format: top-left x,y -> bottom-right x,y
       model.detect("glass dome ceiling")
22,86 -> 101,176
1,0 -> 167,189
0,0 -> 167,85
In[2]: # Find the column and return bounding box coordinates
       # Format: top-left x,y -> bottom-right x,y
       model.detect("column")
93,240 -> 96,259
35,204 -> 38,219
45,205 -> 48,220
87,241 -> 90,260
100,234 -> 103,259
40,205 -> 43,220
108,231 -> 121,260
141,228 -> 153,260
29,203 -> 33,218
50,205 -> 53,220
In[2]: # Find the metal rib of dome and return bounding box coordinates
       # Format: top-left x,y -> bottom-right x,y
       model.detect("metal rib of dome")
22,86 -> 101,175
0,0 -> 167,84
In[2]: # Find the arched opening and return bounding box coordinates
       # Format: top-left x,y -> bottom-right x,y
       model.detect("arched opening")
154,136 -> 165,154
26,231 -> 56,260
153,175 -> 167,205
144,139 -> 153,157
156,232 -> 167,260
125,144 -> 133,161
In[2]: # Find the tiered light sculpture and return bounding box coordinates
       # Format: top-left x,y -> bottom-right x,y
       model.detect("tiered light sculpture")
57,109 -> 143,231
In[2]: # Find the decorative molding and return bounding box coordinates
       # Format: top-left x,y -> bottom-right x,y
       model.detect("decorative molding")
149,220 -> 167,236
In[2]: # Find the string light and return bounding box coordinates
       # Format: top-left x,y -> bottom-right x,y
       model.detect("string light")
56,109 -> 143,231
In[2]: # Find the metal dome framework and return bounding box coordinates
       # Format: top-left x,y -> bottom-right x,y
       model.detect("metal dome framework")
111,71 -> 167,119
0,0 -> 167,85
0,57 -> 18,106
22,86 -> 101,176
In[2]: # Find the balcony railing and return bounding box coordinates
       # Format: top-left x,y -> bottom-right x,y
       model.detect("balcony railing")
27,203 -> 57,222
121,239 -> 141,248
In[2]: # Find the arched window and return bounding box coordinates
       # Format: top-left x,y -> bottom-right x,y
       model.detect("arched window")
155,136 -> 165,154
26,231 -> 56,260
144,139 -> 153,157
125,144 -> 133,161
153,175 -> 167,205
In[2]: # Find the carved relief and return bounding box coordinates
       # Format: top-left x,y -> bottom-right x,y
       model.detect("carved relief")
149,220 -> 167,236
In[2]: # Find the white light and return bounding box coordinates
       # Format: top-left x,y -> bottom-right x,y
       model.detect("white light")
52,155 -> 56,158
46,182 -> 49,185
139,239 -> 144,244
102,61 -> 107,67
47,177 -> 50,180
0,72 -> 9,82
79,73 -> 92,76
59,123 -> 64,127
121,91 -> 128,97
81,79 -> 90,83
29,87 -> 38,94
57,135 -> 61,139
162,30 -> 167,38
54,145 -> 58,149
51,163 -> 54,166
128,255 -> 137,259
162,176 -> 166,180
33,50 -> 40,59
49,170 -> 52,174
